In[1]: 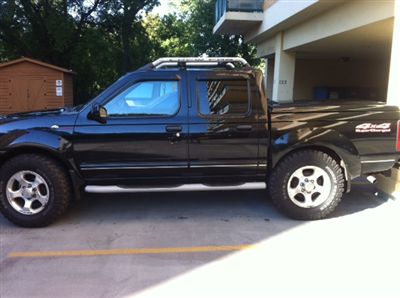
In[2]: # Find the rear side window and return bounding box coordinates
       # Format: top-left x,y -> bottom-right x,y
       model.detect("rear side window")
197,79 -> 250,117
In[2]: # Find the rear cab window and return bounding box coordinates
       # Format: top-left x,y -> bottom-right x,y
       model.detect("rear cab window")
196,77 -> 251,118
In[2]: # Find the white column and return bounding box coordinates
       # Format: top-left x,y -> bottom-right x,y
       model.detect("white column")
387,0 -> 400,106
272,32 -> 296,103
265,58 -> 274,101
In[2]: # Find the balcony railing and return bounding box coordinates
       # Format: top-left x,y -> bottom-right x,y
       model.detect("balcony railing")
215,0 -> 264,24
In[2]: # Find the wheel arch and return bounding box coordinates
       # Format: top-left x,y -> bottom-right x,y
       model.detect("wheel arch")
1,145 -> 67,167
0,145 -> 84,199
270,129 -> 362,193
275,145 -> 352,190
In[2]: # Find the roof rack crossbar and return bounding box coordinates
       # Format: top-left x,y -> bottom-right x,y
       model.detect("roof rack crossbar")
144,57 -> 250,70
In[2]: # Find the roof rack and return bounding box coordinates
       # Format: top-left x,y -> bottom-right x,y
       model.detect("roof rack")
139,57 -> 250,70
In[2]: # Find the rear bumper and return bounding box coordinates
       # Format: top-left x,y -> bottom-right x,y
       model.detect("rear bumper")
360,154 -> 400,174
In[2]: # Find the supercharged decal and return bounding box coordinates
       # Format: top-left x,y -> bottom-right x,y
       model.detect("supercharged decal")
355,123 -> 391,133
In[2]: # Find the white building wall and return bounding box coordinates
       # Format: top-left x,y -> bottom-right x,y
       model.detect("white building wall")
272,32 -> 296,103
265,58 -> 274,101
283,0 -> 395,50
387,0 -> 400,106
253,0 -> 395,103
246,0 -> 322,43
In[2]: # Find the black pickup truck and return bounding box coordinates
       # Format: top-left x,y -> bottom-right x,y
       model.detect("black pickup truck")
0,57 -> 399,227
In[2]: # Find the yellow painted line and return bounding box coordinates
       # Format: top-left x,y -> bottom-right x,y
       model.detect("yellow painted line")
8,245 -> 255,258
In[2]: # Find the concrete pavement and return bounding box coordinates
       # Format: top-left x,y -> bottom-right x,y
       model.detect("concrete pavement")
0,183 -> 399,298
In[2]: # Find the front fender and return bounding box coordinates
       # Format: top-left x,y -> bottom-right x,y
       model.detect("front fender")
0,130 -> 75,171
271,128 -> 361,180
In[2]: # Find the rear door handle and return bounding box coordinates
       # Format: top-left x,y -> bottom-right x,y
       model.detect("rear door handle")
236,125 -> 252,131
166,125 -> 182,133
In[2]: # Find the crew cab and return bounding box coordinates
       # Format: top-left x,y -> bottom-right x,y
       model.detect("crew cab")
0,57 -> 399,227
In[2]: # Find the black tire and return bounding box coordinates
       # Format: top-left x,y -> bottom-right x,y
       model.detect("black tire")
0,154 -> 71,227
268,150 -> 345,220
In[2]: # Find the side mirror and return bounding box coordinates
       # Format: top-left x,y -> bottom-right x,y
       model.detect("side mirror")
89,104 -> 108,124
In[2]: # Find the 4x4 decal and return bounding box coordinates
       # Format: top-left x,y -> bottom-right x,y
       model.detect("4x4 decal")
355,123 -> 391,133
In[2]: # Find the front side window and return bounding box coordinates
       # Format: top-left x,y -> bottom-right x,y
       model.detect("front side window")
197,79 -> 250,117
105,81 -> 179,117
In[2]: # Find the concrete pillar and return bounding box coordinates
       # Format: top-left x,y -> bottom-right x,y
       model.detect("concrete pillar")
387,0 -> 400,106
377,1 -> 399,199
265,58 -> 274,101
375,1 -> 400,200
272,32 -> 296,103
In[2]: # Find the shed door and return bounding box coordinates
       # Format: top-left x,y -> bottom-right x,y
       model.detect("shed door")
11,78 -> 28,112
0,77 -> 11,113
11,76 -> 45,112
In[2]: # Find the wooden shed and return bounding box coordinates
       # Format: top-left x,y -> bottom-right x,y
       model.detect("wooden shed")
0,57 -> 75,115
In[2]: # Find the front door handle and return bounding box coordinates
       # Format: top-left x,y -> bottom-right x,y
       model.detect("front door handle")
236,125 -> 252,131
166,125 -> 182,133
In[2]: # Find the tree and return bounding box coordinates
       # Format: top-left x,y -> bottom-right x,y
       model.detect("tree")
144,14 -> 192,57
97,0 -> 159,73
0,0 -> 260,104
0,0 -> 160,103
0,0 -> 104,66
0,0 -> 113,102
144,0 -> 261,66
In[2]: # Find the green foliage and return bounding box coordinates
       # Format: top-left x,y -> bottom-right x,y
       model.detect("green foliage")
182,0 -> 261,66
145,0 -> 261,66
0,0 -> 261,104
144,14 -> 192,57
0,0 -> 159,103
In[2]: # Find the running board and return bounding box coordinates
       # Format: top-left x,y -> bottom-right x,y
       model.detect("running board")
85,183 -> 266,193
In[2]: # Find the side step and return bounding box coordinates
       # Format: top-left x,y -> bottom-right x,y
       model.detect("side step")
85,183 -> 266,193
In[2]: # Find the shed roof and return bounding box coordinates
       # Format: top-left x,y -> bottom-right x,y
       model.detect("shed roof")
0,57 -> 76,74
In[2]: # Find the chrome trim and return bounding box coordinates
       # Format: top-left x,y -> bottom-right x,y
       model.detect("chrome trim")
287,165 -> 331,209
81,165 -> 188,170
6,170 -> 50,215
151,57 -> 250,69
85,182 -> 266,193
366,175 -> 377,184
82,164 -> 259,170
190,164 -> 259,168
360,159 -> 395,164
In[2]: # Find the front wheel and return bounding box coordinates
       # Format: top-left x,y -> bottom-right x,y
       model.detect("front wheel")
0,154 -> 71,227
268,150 -> 345,220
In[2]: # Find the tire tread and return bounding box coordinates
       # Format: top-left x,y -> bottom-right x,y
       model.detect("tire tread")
269,150 -> 345,220
0,154 -> 71,227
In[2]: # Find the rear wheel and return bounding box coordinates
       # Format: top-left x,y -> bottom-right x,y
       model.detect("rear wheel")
269,150 -> 345,220
0,154 -> 71,227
